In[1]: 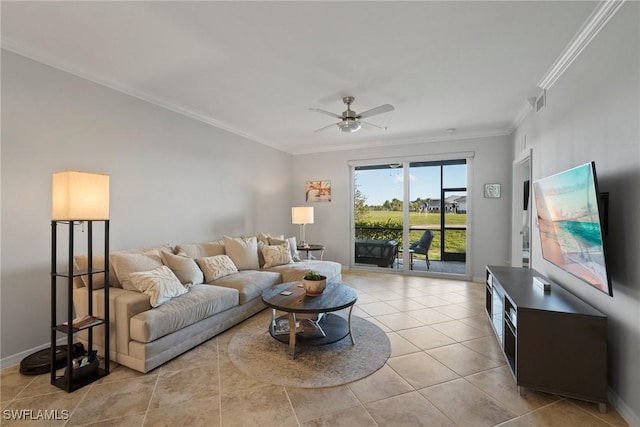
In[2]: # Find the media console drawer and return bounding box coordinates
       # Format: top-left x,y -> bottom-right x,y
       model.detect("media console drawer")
485,265 -> 607,411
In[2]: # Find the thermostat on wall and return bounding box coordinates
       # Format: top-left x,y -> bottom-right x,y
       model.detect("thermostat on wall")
484,183 -> 501,198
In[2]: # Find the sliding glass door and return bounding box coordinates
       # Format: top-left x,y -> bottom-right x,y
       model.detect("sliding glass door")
353,164 -> 404,268
352,157 -> 469,277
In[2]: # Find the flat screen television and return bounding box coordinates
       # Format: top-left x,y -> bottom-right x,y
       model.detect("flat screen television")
532,162 -> 613,296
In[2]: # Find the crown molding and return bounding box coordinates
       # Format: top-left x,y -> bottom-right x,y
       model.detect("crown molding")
509,101 -> 535,135
538,0 -> 626,90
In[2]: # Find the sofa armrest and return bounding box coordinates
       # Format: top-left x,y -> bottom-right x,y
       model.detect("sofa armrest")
73,287 -> 152,357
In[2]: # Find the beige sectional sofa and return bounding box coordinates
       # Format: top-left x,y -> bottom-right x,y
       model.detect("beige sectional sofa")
72,235 -> 342,373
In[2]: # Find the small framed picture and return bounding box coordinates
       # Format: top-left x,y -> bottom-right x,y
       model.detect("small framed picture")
305,180 -> 331,202
484,183 -> 501,198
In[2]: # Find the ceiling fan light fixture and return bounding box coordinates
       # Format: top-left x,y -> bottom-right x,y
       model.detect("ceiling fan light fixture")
339,119 -> 361,133
311,96 -> 392,134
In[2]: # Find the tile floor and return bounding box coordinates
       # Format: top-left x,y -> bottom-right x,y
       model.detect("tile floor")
0,271 -> 629,426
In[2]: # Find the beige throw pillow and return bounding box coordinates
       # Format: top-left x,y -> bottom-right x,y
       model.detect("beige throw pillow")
256,232 -> 272,245
197,255 -> 239,282
128,265 -> 188,308
74,254 -> 109,289
269,236 -> 301,262
261,243 -> 294,268
111,250 -> 164,291
160,251 -> 204,288
174,241 -> 225,259
223,236 -> 260,270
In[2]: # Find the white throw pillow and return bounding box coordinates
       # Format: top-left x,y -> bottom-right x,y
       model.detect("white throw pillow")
197,255 -> 239,282
269,236 -> 301,262
160,251 -> 204,288
128,265 -> 188,308
262,242 -> 294,268
223,236 -> 260,270
111,250 -> 164,290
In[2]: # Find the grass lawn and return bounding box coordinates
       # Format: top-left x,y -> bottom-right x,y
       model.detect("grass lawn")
357,210 -> 467,260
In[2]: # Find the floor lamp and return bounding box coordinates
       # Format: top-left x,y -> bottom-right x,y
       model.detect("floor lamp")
51,171 -> 110,391
291,206 -> 314,248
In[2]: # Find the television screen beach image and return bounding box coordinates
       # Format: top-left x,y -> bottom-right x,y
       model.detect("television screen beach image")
533,162 -> 612,295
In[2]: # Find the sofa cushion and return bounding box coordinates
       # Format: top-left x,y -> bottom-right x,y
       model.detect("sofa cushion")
196,255 -> 238,282
210,270 -> 281,304
261,242 -> 293,268
265,260 -> 342,284
130,284 -> 239,343
129,265 -> 188,308
223,236 -> 260,270
111,250 -> 164,291
75,243 -> 173,289
175,240 -> 225,259
161,252 -> 204,288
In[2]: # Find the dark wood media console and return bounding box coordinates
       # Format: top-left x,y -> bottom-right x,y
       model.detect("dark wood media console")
485,266 -> 608,411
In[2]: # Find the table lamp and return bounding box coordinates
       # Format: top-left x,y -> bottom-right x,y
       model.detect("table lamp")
291,206 -> 314,248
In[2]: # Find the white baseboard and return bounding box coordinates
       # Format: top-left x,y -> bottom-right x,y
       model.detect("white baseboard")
0,337 -> 68,371
608,387 -> 639,427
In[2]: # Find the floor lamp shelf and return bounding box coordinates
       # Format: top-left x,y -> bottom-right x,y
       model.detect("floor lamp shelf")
50,220 -> 110,392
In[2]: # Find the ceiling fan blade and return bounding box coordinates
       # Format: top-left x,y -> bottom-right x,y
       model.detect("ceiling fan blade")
309,108 -> 342,119
313,122 -> 339,133
357,104 -> 394,119
361,121 -> 387,130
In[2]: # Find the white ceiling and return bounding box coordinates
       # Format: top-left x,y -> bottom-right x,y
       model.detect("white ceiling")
1,1 -> 598,154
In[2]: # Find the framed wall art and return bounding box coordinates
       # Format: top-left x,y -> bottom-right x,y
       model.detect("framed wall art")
305,180 -> 331,202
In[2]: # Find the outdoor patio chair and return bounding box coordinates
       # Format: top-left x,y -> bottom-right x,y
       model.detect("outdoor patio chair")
409,230 -> 434,269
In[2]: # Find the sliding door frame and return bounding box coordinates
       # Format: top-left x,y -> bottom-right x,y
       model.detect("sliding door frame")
349,151 -> 474,279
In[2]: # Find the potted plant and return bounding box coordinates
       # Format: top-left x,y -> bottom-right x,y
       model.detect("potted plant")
302,270 -> 327,296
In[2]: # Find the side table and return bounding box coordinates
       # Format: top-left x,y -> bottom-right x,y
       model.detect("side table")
297,244 -> 325,260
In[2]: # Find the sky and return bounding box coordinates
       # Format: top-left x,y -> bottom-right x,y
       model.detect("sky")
356,164 -> 467,206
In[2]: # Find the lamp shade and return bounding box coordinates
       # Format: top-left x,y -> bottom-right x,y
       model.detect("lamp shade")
291,206 -> 314,225
52,171 -> 110,220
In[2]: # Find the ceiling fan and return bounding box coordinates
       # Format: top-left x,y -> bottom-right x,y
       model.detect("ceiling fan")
310,96 -> 394,133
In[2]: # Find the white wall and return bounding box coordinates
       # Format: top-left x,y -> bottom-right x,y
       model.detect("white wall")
292,135 -> 513,281
512,3 -> 639,423
1,51 -> 293,362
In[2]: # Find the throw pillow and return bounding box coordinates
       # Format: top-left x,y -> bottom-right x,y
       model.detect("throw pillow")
174,240 -> 225,259
74,254 -> 109,289
111,250 -> 164,291
160,251 -> 204,288
196,255 -> 239,282
128,265 -> 188,308
261,242 -> 294,269
256,232 -> 272,245
269,236 -> 301,262
223,236 -> 260,270
256,233 -> 284,266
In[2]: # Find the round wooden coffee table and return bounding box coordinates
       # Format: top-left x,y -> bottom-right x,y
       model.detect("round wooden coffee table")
261,282 -> 358,359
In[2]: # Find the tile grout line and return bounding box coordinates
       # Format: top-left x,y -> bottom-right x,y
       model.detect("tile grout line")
139,366 -> 162,427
